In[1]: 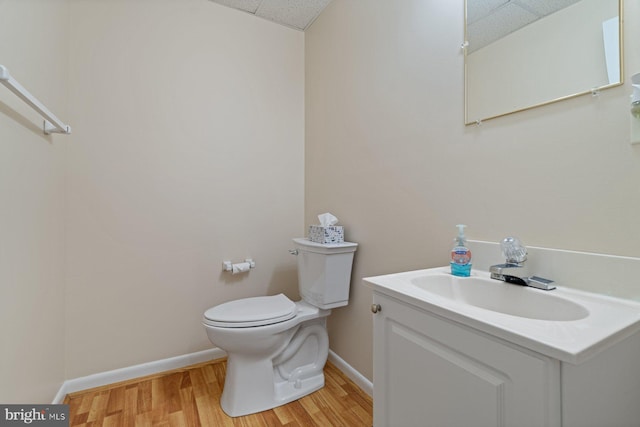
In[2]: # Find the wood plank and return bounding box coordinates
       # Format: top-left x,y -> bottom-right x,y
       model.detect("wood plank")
177,384 -> 200,427
105,385 -> 125,415
86,391 -> 109,423
64,359 -> 372,427
122,384 -> 138,427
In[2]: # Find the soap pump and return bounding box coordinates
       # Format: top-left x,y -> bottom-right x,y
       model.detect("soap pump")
450,224 -> 472,277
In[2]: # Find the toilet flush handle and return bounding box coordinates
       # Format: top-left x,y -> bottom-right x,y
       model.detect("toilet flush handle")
289,249 -> 298,256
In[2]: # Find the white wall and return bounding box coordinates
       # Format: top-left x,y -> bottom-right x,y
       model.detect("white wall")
0,0 -> 304,400
65,0 -> 304,378
305,0 -> 640,381
0,0 -> 68,403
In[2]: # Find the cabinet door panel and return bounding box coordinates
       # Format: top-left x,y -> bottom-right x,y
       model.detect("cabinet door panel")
373,293 -> 560,427
387,321 -> 507,426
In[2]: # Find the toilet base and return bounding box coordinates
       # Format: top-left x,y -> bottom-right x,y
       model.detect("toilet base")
273,370 -> 325,406
205,303 -> 332,417
219,317 -> 329,417
220,363 -> 325,417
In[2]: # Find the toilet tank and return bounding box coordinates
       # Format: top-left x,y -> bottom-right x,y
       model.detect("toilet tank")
292,238 -> 358,310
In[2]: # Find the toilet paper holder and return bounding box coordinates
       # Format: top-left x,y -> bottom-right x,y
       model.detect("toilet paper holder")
222,258 -> 256,274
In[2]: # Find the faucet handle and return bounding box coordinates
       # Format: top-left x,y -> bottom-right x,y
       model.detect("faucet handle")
500,237 -> 527,264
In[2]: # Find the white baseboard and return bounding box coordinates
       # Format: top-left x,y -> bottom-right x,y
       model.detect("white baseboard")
328,349 -> 373,397
53,347 -> 372,404
52,348 -> 226,403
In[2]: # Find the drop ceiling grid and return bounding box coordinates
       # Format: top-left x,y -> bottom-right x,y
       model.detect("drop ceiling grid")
208,0 -> 332,31
467,0 -> 581,52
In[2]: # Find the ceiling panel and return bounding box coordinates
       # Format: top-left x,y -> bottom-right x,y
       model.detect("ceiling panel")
467,0 -> 582,52
256,0 -> 331,30
210,0 -> 261,14
209,0 -> 331,31
516,0 -> 580,16
468,3 -> 538,52
466,0 -> 509,25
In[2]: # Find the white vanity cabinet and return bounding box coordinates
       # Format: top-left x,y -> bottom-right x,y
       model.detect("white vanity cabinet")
367,258 -> 640,427
560,333 -> 640,427
372,292 -> 561,427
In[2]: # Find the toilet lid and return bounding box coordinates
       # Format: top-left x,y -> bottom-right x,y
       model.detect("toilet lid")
203,294 -> 297,328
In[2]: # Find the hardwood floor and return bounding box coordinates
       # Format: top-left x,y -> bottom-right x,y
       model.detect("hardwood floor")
63,359 -> 373,426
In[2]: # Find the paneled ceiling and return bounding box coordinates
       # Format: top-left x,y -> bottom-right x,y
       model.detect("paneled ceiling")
209,0 -> 581,47
209,0 -> 332,31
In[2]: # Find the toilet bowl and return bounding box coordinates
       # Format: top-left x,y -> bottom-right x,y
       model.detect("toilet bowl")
202,238 -> 357,417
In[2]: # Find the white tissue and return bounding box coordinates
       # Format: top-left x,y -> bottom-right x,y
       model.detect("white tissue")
632,85 -> 640,104
632,73 -> 640,103
318,212 -> 338,227
232,262 -> 251,275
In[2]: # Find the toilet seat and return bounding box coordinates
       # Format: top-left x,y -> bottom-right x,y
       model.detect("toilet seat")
203,294 -> 297,328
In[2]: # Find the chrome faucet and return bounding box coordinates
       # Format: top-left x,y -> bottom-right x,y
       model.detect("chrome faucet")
489,237 -> 556,291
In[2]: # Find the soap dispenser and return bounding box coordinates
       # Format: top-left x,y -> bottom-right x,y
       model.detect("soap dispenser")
450,224 -> 472,277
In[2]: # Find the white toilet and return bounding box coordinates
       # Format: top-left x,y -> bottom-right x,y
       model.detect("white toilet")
202,237 -> 358,417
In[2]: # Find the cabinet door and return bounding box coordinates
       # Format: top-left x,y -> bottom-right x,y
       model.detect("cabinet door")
373,293 -> 560,427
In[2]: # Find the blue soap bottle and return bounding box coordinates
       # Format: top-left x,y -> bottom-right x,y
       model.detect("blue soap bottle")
450,224 -> 472,277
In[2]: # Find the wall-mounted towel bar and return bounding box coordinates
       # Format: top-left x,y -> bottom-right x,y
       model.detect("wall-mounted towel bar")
0,65 -> 71,135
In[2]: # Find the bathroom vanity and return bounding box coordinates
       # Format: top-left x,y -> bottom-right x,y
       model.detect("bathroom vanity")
365,267 -> 640,427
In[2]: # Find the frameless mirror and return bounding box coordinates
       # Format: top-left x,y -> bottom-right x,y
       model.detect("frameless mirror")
465,0 -> 623,125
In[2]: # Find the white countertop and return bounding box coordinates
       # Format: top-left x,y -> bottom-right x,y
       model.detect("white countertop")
364,267 -> 640,364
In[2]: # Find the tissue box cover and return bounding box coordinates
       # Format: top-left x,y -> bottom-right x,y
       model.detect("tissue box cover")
308,225 -> 344,244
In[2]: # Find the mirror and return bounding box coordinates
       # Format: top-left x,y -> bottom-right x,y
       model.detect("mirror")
465,0 -> 623,125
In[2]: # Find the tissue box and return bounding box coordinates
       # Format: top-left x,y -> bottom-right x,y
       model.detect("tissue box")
308,225 -> 344,244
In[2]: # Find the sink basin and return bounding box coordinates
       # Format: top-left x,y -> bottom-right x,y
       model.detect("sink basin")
410,274 -> 589,321
364,266 -> 640,364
